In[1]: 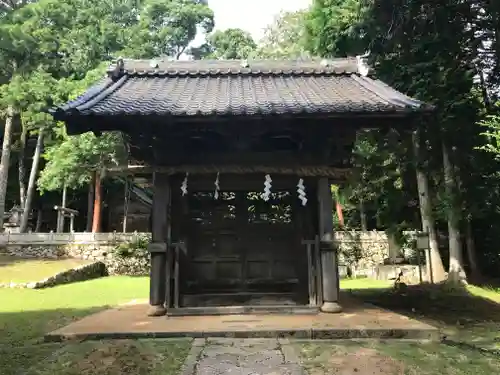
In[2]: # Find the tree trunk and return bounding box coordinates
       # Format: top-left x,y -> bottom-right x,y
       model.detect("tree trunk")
336,202 -> 344,228
19,130 -> 44,233
18,126 -> 27,209
57,185 -> 68,232
360,199 -> 368,231
465,218 -> 480,281
92,171 -> 102,233
412,130 -> 446,283
442,141 -> 467,284
122,177 -> 130,233
0,106 -> 15,229
35,207 -> 42,232
86,175 -> 95,232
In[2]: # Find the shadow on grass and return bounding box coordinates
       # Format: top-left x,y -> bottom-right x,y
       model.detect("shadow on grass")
0,307 -> 106,347
349,283 -> 500,324
348,283 -> 500,351
0,307 -> 103,375
0,307 -> 191,375
0,306 -> 190,375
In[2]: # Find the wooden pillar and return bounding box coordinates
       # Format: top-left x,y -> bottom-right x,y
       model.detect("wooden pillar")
147,172 -> 170,316
92,172 -> 102,233
317,177 -> 342,313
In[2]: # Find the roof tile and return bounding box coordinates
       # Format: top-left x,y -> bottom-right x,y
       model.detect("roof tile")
52,59 -> 431,119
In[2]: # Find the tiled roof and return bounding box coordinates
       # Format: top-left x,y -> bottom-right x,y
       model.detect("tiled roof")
51,58 -> 432,119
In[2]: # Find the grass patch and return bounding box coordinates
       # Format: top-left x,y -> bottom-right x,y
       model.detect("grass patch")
0,276 -> 149,346
0,255 -> 92,283
344,277 -> 500,352
340,277 -> 392,290
0,276 -> 194,375
24,339 -> 191,375
297,340 -> 500,375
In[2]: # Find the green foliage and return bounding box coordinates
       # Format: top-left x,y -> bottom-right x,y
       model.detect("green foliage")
338,233 -> 363,269
256,10 -> 310,59
110,234 -> 151,276
123,0 -> 214,59
305,0 -> 368,57
341,128 -> 416,231
37,66 -> 127,193
479,106 -> 500,157
205,28 -> 256,60
38,131 -> 127,192
113,233 -> 151,258
0,0 -> 216,202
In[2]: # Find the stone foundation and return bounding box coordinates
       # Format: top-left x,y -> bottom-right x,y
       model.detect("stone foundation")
335,231 -> 390,275
335,230 -> 426,280
0,231 -> 426,281
0,233 -> 151,277
1,243 -> 115,261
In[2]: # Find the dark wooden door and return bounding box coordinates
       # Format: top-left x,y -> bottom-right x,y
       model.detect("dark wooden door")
182,190 -> 302,295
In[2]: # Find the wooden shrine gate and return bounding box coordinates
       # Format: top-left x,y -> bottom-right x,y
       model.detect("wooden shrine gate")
171,181 -> 314,307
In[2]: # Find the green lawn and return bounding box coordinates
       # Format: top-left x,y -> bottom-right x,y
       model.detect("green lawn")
0,255 -> 92,283
340,277 -> 392,290
297,339 -> 500,375
330,277 -> 500,374
0,276 -> 191,375
344,278 -> 500,350
2,273 -> 500,375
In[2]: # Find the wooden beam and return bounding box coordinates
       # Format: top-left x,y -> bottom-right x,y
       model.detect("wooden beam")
106,165 -> 351,178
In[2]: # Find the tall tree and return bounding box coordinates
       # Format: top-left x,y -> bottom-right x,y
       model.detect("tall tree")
303,0 -> 486,282
256,10 -> 310,59
305,0 -> 368,57
0,3 -> 47,229
123,0 -> 214,59
201,28 -> 257,60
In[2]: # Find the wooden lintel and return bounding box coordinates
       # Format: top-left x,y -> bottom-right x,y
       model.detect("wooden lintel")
106,165 -> 351,178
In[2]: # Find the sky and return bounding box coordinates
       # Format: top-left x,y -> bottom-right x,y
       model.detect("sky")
193,0 -> 312,45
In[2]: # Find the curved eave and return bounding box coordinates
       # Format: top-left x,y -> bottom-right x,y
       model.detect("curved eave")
352,75 -> 435,113
49,76 -> 126,122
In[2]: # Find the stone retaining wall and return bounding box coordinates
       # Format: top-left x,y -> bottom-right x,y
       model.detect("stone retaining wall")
0,231 -> 423,280
335,231 -> 390,275
0,235 -> 150,276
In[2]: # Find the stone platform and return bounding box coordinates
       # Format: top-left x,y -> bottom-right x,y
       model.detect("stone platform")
45,295 -> 438,342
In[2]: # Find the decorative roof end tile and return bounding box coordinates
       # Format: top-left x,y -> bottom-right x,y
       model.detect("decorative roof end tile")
149,59 -> 159,69
110,57 -> 125,79
356,53 -> 370,77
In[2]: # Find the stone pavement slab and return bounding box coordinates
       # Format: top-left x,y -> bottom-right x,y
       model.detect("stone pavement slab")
181,338 -> 307,375
45,294 -> 439,342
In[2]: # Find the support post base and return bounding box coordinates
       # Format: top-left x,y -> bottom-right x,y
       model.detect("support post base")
321,301 -> 342,313
147,305 -> 167,317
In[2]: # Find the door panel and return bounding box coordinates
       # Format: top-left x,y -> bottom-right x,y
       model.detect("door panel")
183,189 -> 302,294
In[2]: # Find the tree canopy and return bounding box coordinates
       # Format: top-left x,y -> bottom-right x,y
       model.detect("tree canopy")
1,0 -> 500,283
